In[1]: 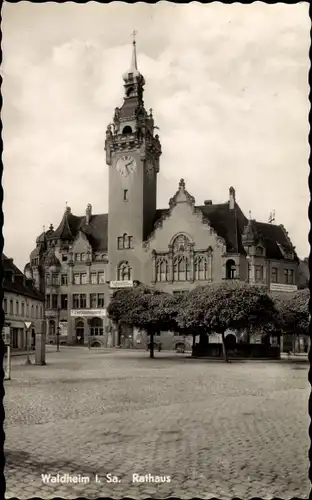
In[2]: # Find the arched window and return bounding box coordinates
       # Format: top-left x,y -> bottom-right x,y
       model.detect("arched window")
122,125 -> 132,134
172,234 -> 192,282
226,259 -> 236,279
156,257 -> 168,282
90,317 -> 103,336
194,255 -> 208,281
75,318 -> 84,343
48,320 -> 55,335
172,234 -> 191,253
117,261 -> 132,281
173,255 -> 190,282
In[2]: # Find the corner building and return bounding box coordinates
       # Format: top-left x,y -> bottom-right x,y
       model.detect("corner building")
26,40 -> 300,346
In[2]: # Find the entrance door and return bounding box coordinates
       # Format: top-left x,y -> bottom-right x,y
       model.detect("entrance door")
12,328 -> 18,348
75,319 -> 84,345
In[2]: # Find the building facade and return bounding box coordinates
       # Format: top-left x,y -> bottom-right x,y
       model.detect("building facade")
3,255 -> 44,350
25,39 -> 300,347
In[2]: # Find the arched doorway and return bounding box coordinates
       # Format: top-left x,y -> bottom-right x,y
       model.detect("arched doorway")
226,259 -> 236,279
75,318 -> 84,345
48,320 -> 56,336
90,317 -> 103,336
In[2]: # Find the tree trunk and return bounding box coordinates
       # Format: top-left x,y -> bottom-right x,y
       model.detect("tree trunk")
192,334 -> 196,348
150,331 -> 154,359
221,331 -> 229,363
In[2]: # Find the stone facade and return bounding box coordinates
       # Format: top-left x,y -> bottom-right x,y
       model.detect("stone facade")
26,39 -> 300,347
3,255 -> 44,350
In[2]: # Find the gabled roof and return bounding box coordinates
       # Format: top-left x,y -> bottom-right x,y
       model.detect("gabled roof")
2,254 -> 44,301
50,211 -> 108,251
152,202 -> 296,261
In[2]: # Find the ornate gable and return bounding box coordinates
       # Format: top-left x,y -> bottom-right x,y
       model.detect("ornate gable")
169,179 -> 195,208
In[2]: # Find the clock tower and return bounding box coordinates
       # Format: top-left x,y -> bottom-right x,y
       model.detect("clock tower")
105,35 -> 162,282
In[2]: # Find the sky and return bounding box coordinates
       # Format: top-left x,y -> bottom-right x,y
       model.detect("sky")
2,1 -> 310,271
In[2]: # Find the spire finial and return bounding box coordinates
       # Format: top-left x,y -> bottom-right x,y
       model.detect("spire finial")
248,210 -> 252,220
43,225 -> 45,233
130,29 -> 138,70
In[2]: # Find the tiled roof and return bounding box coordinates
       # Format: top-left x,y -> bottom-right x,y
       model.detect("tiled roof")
50,212 -> 108,251
153,203 -> 296,260
2,255 -> 44,301
46,202 -> 296,261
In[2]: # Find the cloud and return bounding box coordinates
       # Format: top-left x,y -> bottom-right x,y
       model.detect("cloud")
2,2 -> 309,270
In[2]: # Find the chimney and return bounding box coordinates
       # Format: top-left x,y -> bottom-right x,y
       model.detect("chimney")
229,186 -> 235,210
86,204 -> 92,224
204,200 -> 212,206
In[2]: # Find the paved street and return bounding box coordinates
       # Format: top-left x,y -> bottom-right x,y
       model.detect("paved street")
4,347 -> 310,499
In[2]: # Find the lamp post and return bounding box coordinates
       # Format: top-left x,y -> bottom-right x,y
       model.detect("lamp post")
24,321 -> 32,365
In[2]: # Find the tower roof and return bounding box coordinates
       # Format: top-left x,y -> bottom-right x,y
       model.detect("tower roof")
122,32 -> 145,85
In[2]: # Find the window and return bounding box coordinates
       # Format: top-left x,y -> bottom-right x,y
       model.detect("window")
46,274 -> 50,285
255,265 -> 264,282
284,269 -> 294,285
3,299 -> 7,314
117,237 -> 123,249
73,294 -> 80,309
226,259 -> 236,280
35,306 -> 38,319
74,273 -> 80,285
10,300 -> 13,314
80,294 -> 87,309
271,267 -> 278,283
26,303 -> 29,317
73,294 -> 86,309
117,262 -> 132,281
75,253 -> 81,261
21,303 -> 25,316
256,246 -> 264,256
61,274 -> 68,286
62,255 -> 68,262
52,294 -> 58,309
31,305 -> 34,318
46,295 -> 51,309
16,301 -> 19,316
97,294 -> 105,308
52,273 -> 59,285
90,317 -> 103,336
122,125 -> 132,134
156,258 -> 168,282
98,272 -> 105,284
124,190 -> 128,201
81,253 -> 86,261
61,294 -> 68,310
90,293 -> 97,308
194,255 -> 208,281
173,256 -> 189,282
81,273 -> 87,285
91,273 -> 97,284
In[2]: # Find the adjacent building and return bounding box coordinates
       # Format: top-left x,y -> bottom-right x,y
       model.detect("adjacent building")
25,39 -> 301,348
3,254 -> 44,350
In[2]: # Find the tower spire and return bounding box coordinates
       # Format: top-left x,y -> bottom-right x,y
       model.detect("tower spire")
122,31 -> 145,85
130,30 -> 138,71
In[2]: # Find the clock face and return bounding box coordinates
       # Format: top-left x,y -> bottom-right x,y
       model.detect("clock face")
116,155 -> 137,177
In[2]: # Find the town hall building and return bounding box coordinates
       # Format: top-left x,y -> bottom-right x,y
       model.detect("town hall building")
25,39 -> 300,347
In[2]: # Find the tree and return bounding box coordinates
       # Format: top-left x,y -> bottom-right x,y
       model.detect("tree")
177,281 -> 278,362
107,286 -> 180,358
273,288 -> 309,353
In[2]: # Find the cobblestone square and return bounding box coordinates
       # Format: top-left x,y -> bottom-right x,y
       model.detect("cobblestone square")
4,348 -> 310,499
